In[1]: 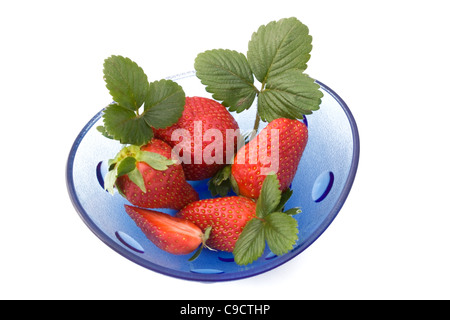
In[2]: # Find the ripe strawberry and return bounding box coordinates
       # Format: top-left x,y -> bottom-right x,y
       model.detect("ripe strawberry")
124,205 -> 209,255
154,96 -> 240,181
122,175 -> 300,265
107,139 -> 199,210
231,118 -> 308,199
177,196 -> 257,252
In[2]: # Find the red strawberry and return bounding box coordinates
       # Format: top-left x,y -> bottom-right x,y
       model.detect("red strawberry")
124,205 -> 208,255
154,96 -> 240,181
107,139 -> 199,210
231,118 -> 308,199
177,196 -> 256,252
123,175 -> 300,265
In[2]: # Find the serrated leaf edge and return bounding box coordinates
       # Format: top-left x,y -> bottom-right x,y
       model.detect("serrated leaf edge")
233,175 -> 301,265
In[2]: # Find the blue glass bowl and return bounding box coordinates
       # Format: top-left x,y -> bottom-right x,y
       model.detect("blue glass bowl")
66,71 -> 359,281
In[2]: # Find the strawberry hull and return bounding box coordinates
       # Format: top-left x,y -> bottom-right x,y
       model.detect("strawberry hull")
116,139 -> 199,210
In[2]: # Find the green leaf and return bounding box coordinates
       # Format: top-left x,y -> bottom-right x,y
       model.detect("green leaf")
264,212 -> 298,256
194,49 -> 258,112
188,226 -> 213,262
258,69 -> 323,122
208,165 -> 233,197
104,166 -> 118,195
102,103 -> 154,145
193,18 -> 321,123
213,164 -> 232,185
103,55 -> 149,111
233,218 -> 266,266
283,207 -> 302,215
96,126 -> 114,140
229,173 -> 240,195
143,79 -> 185,129
209,180 -> 232,197
232,176 -> 300,264
256,174 -> 282,218
247,17 -> 312,84
127,167 -> 146,193
188,245 -> 203,262
136,151 -> 176,171
274,188 -> 294,212
101,56 -> 186,145
103,145 -> 176,196
116,157 -> 136,177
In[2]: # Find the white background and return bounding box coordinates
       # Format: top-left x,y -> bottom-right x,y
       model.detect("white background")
1,0 -> 449,300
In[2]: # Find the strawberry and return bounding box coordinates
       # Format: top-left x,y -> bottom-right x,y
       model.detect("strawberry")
105,139 -> 199,210
124,205 -> 210,256
178,174 -> 301,265
154,96 -> 240,181
100,56 -> 199,210
177,196 -> 257,252
230,118 -> 308,199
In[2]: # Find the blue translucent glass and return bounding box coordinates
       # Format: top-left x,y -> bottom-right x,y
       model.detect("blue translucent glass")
66,72 -> 359,282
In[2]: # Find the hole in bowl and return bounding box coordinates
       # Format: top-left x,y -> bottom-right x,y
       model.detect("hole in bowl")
96,161 -> 105,189
312,171 -> 334,202
115,231 -> 145,253
301,115 -> 308,127
218,252 -> 235,262
265,252 -> 278,260
96,161 -> 111,191
190,268 -> 225,274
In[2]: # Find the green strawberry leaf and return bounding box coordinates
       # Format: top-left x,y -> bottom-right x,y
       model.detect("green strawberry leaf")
194,49 -> 258,112
188,245 -> 204,262
127,167 -> 146,193
194,17 -> 322,128
232,174 -> 302,265
283,207 -> 302,215
96,125 -> 114,140
116,156 -> 137,177
247,17 -> 312,84
104,165 -> 118,195
233,218 -> 266,266
188,226 -> 213,262
229,174 -> 240,195
101,56 -> 186,145
257,69 -> 323,122
256,174 -> 281,218
143,79 -> 186,129
103,145 -> 176,195
103,55 -> 149,112
274,188 -> 294,212
264,212 -> 298,256
208,165 -> 233,197
102,103 -> 154,145
136,150 -> 177,171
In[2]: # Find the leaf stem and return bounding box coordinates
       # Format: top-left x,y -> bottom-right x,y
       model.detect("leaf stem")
252,113 -> 261,134
250,82 -> 266,136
